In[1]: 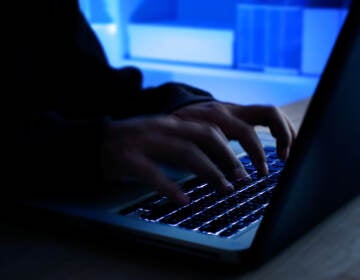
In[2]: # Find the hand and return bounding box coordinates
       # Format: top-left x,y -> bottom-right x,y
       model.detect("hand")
103,115 -> 250,205
173,101 -> 296,175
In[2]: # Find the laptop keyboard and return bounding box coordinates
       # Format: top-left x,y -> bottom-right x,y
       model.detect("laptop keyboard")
119,146 -> 284,239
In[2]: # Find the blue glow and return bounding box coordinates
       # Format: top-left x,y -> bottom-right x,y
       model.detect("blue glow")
80,0 -> 350,106
128,24 -> 234,66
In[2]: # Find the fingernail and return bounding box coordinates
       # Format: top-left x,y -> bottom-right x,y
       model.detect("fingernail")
235,175 -> 252,185
262,162 -> 269,176
221,179 -> 235,191
233,167 -> 249,180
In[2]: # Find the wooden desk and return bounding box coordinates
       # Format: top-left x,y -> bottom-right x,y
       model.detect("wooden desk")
1,99 -> 359,280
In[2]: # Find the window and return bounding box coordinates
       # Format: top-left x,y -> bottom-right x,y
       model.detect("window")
80,0 -> 350,106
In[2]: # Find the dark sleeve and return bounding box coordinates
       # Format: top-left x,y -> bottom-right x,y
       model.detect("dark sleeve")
136,82 -> 216,116
12,0 -> 215,198
63,1 -> 216,119
70,13 -> 216,119
66,49 -> 216,120
18,0 -> 215,119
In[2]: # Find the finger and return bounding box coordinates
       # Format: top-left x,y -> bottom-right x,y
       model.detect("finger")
145,136 -> 236,193
226,119 -> 268,176
119,153 -> 190,205
284,113 -> 297,140
238,106 -> 293,161
208,125 -> 250,181
158,119 -> 248,180
271,110 -> 294,161
176,104 -> 265,177
282,114 -> 297,160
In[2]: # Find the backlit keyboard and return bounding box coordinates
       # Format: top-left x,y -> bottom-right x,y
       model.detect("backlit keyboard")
119,146 -> 284,239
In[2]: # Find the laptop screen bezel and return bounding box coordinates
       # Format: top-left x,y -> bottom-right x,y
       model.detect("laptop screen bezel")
248,0 -> 359,267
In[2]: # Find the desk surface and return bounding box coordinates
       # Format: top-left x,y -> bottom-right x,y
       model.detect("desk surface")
1,99 -> 359,280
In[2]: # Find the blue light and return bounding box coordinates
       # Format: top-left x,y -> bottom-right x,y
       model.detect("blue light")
80,0 -> 349,106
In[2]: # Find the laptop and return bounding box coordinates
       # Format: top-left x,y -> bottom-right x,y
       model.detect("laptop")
7,0 -> 360,270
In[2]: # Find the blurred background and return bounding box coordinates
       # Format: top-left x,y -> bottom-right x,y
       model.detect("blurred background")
79,0 -> 351,106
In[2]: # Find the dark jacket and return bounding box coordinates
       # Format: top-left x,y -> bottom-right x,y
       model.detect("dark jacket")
10,0 -> 214,197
